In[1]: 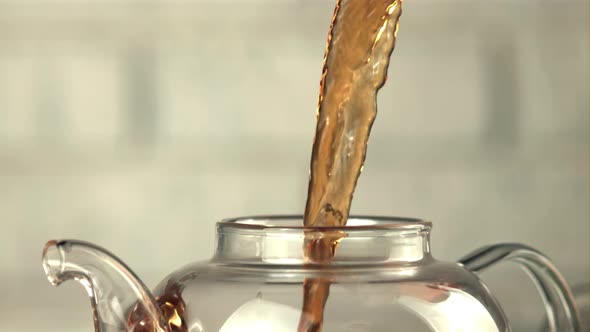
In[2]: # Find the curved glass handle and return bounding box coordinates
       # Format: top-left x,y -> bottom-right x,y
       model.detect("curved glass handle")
459,243 -> 581,332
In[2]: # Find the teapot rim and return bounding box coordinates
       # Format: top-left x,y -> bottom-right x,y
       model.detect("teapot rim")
218,215 -> 432,232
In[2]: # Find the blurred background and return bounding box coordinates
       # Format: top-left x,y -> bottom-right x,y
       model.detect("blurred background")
0,0 -> 587,331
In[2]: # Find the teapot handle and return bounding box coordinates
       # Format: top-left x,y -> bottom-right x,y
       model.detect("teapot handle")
458,243 -> 581,332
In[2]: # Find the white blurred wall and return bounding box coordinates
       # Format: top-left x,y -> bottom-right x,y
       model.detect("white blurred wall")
0,0 -> 588,331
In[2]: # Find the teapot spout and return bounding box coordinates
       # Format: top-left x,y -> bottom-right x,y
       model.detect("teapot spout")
42,240 -> 170,332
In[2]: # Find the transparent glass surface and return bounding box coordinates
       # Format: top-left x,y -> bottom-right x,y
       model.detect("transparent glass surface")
155,216 -> 506,332
43,217 -> 579,332
42,216 -> 581,331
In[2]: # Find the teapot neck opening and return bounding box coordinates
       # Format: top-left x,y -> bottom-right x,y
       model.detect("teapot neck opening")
212,215 -> 432,267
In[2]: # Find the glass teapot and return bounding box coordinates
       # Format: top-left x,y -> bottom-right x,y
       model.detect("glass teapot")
42,216 -> 581,331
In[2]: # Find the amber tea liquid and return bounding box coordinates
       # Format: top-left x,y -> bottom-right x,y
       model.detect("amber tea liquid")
299,1 -> 403,331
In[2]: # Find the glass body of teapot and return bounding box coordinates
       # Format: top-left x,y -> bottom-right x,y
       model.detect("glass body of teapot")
42,216 -> 581,331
